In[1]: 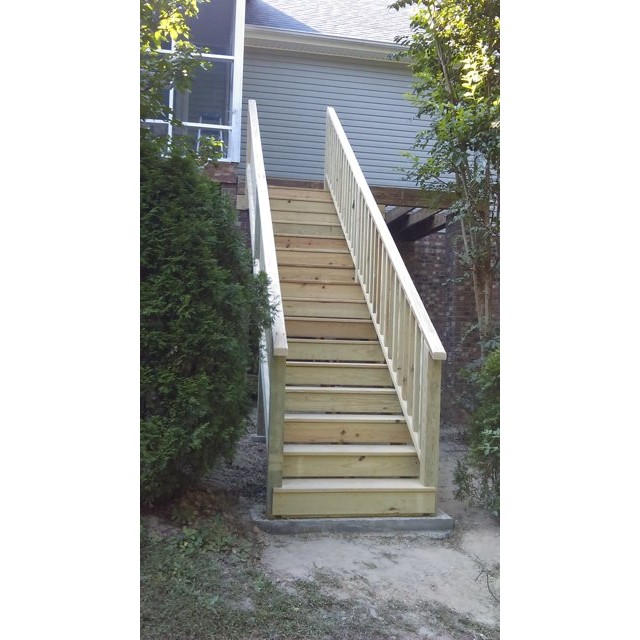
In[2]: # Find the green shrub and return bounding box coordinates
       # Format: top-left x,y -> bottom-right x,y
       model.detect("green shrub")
454,347 -> 500,516
140,132 -> 271,504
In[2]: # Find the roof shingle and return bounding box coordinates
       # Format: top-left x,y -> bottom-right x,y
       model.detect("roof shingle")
245,0 -> 415,44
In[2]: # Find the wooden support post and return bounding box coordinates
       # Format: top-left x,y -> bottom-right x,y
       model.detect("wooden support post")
266,355 -> 286,517
420,357 -> 443,504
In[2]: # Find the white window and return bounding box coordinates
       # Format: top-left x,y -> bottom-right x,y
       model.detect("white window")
144,0 -> 246,162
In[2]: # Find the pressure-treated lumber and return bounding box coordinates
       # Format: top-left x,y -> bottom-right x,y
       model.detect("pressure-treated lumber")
281,281 -> 365,301
282,444 -> 419,478
283,298 -> 370,320
275,234 -> 348,251
285,361 -> 392,387
287,339 -> 385,363
273,221 -> 344,237
284,413 -> 411,444
276,248 -> 354,268
272,478 -> 437,517
285,317 -> 377,340
270,199 -> 337,214
271,209 -> 340,225
285,386 -> 402,414
278,265 -> 356,283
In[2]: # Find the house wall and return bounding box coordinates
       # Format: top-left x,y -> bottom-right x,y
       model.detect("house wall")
239,47 -> 431,187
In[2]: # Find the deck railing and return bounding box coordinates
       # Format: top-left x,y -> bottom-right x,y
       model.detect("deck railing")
324,107 -> 446,488
246,99 -> 287,516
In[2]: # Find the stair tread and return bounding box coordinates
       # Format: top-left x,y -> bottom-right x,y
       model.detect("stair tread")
286,386 -> 396,393
282,296 -> 366,303
276,478 -> 432,491
285,413 -> 405,422
283,444 -> 415,455
276,247 -> 350,254
275,232 -> 342,240
287,316 -> 371,323
288,338 -> 379,345
286,361 -> 386,369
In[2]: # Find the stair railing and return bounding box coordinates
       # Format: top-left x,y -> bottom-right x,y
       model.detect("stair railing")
246,99 -> 287,516
324,107 -> 446,490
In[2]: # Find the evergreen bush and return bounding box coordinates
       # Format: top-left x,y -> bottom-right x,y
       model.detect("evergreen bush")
140,132 -> 271,504
454,347 -> 500,516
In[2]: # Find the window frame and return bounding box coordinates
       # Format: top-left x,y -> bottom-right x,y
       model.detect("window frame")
144,0 -> 246,163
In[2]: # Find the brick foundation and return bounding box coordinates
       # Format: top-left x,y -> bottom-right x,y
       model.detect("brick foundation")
397,222 -> 499,428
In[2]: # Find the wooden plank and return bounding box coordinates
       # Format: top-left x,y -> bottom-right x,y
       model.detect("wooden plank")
281,281 -> 365,301
283,298 -> 370,320
273,221 -> 344,237
267,183 -> 331,200
285,317 -> 377,340
287,338 -> 385,362
270,199 -> 337,215
271,209 -> 340,224
285,361 -> 392,387
282,444 -> 419,478
275,234 -> 349,251
371,185 -> 457,209
272,478 -> 436,517
284,418 -> 411,444
384,206 -> 414,225
278,265 -> 356,283
266,355 -> 286,517
397,210 -> 448,240
276,249 -> 354,268
421,357 -> 442,493
285,387 -> 402,414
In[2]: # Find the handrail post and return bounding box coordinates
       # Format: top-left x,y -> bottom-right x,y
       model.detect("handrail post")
246,99 -> 288,517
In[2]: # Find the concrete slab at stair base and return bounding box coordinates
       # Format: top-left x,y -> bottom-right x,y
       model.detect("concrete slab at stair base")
250,505 -> 454,537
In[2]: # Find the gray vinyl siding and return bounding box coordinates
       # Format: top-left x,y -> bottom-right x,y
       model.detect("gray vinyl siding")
240,48 -> 432,188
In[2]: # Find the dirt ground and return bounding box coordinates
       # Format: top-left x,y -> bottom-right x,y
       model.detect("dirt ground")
203,413 -> 500,640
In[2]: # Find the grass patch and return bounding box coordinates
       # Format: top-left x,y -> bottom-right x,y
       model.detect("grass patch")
141,515 -> 394,640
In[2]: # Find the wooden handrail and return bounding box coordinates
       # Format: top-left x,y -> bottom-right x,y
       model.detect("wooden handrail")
324,106 -> 445,488
246,99 -> 287,516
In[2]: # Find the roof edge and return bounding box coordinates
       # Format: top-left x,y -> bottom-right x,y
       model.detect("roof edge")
244,25 -> 407,63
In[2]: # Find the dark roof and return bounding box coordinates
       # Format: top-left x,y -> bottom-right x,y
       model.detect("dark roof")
245,0 -> 415,44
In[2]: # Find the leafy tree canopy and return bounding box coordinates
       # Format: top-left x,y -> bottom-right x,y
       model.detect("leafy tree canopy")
391,0 -> 499,349
140,0 -> 211,123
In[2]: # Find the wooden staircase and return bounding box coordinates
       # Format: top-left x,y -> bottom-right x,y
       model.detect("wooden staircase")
269,187 -> 436,518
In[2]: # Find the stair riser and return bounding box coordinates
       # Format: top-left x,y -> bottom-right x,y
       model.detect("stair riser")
278,265 -> 356,283
273,222 -> 344,237
283,454 -> 419,478
285,391 -> 401,414
284,422 -> 412,445
281,281 -> 365,301
276,250 -> 353,268
272,210 -> 340,225
286,318 -> 377,340
268,188 -> 334,203
270,199 -> 336,214
283,299 -> 369,319
275,235 -> 348,251
285,365 -> 392,387
271,489 -> 436,517
287,340 -> 384,362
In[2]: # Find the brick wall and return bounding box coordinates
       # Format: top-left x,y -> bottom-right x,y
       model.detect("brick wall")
396,222 -> 499,428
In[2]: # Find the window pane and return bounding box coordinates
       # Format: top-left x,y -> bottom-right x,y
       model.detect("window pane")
143,122 -> 169,137
174,126 -> 230,159
188,0 -> 235,55
173,60 -> 232,127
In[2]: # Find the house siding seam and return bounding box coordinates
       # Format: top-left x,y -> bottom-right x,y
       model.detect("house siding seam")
239,48 -> 432,188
